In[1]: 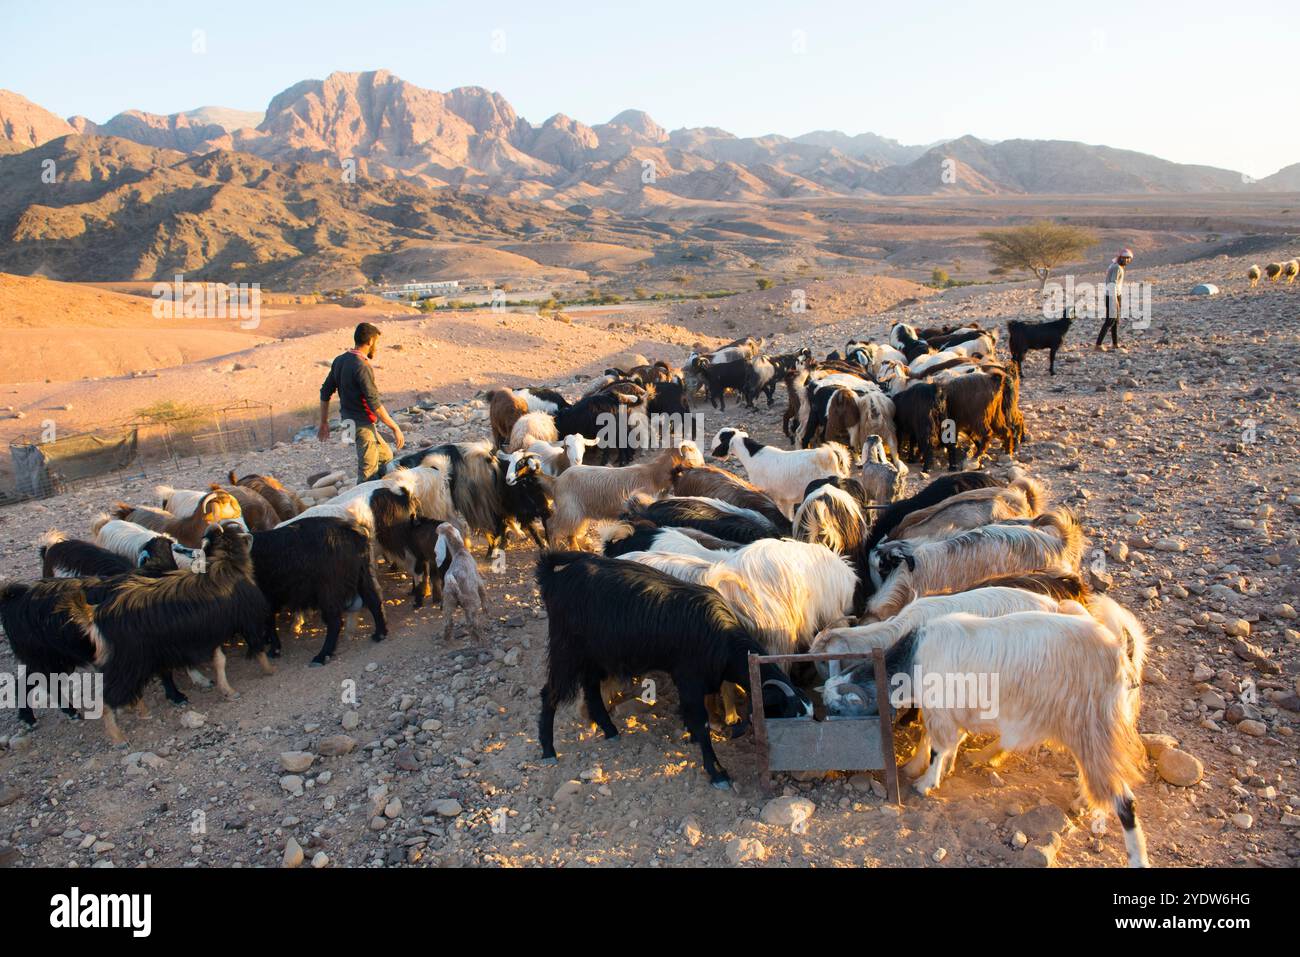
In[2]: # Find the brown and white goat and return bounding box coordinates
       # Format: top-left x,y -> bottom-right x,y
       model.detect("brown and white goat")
114,490 -> 243,548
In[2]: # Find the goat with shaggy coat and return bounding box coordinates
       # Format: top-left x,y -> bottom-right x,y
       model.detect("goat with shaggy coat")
113,489 -> 243,548
865,508 -> 1085,619
864,471 -> 1001,553
535,552 -> 811,788
84,522 -> 271,743
0,579 -> 99,727
891,382 -> 947,471
886,474 -> 1045,544
508,411 -> 559,452
710,428 -> 851,519
848,610 -> 1150,866
547,445 -> 699,549
40,531 -> 177,579
601,521 -> 740,559
620,537 -> 858,657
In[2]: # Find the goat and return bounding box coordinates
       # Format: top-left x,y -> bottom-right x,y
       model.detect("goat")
435,523 -> 488,642
741,353 -> 802,408
547,445 -> 699,549
499,451 -> 554,548
387,441 -> 520,553
112,489 -> 242,548
793,477 -> 869,558
1008,316 -> 1072,376
508,411 -> 559,452
509,434 -> 597,478
1285,259 -> 1300,283
620,493 -> 783,544
864,470 -> 1002,553
488,388 -> 530,448
841,611 -> 1150,866
1265,262 -> 1283,282
535,551 -> 811,788
691,356 -> 751,411
865,508 -> 1086,619
228,471 -> 306,522
860,434 -> 908,505
710,427 -> 851,518
890,322 -> 935,362
250,516 -> 386,665
83,522 -> 272,743
886,474 -> 1046,544
368,486 -> 441,596
669,463 -> 792,535
646,381 -> 691,433
1247,264 -> 1261,287
601,520 -> 740,559
547,387 -> 648,466
0,579 -> 99,727
40,530 -> 177,579
940,366 -> 1019,467
157,482 -> 278,532
621,538 -> 858,657
891,381 -> 947,471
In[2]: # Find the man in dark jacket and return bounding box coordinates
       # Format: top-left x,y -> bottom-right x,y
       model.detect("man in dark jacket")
319,322 -> 405,482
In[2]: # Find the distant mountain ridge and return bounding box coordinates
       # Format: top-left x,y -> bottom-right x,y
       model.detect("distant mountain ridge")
0,73 -> 1292,208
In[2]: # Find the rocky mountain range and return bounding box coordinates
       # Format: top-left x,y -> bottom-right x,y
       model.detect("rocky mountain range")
2,71 -> 1291,208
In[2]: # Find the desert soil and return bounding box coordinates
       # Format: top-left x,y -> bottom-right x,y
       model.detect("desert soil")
0,257 -> 1297,869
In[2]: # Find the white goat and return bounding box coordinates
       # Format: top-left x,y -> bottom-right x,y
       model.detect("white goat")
860,610 -> 1150,867
508,411 -> 559,452
620,538 -> 857,656
886,474 -> 1045,544
709,427 -> 851,518
866,509 -> 1085,619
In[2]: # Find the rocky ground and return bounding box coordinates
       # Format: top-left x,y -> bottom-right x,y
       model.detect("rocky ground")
0,249 -> 1297,869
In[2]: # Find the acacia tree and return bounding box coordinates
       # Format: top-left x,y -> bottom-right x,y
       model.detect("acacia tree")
979,221 -> 1098,287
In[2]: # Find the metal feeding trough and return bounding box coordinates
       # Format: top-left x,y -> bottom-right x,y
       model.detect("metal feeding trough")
747,648 -> 901,803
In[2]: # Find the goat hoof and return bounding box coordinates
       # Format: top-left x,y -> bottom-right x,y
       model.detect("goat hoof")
268,648 -> 282,660
371,632 -> 388,644
309,657 -> 329,668
710,778 -> 732,791
540,756 -> 558,766
168,696 -> 189,707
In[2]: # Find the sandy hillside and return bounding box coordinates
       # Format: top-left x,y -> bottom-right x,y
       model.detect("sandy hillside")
0,250 -> 1296,870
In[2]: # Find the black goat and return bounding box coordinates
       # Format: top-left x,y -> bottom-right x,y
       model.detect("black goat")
622,494 -> 783,544
84,522 -> 271,743
535,552 -> 812,788
1008,315 -> 1073,376
601,519 -> 742,557
553,388 -> 646,466
0,579 -> 99,727
249,516 -> 386,665
40,531 -> 177,579
370,486 -> 448,608
891,381 -> 948,471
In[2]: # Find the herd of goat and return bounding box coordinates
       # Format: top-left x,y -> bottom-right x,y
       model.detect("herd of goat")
1248,260 -> 1299,286
1,315 -> 1155,866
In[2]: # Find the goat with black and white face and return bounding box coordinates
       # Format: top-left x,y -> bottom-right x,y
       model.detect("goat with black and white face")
535,552 -> 812,788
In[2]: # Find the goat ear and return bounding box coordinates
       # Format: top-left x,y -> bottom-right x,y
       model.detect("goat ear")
904,554 -> 916,572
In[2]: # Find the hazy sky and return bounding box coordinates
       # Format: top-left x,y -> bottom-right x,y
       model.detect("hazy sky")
3,0 -> 1292,178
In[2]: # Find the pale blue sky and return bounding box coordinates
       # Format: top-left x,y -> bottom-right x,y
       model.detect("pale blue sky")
2,0 -> 1292,178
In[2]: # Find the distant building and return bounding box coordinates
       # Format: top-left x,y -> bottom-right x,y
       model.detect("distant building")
379,280 -> 460,300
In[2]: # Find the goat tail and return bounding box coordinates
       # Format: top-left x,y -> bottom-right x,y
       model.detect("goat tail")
1011,474 -> 1047,514
39,528 -> 67,551
228,470 -> 241,485
111,502 -> 134,520
153,485 -> 175,508
826,442 -> 853,477
1073,676 -> 1148,811
599,521 -> 635,546
90,513 -> 113,536
1032,507 -> 1084,563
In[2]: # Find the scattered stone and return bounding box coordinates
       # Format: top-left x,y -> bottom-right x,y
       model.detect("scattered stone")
726,837 -> 766,864
280,751 -> 315,774
318,735 -> 357,756
1157,749 -> 1204,787
760,796 -> 816,829
282,837 -> 304,868
681,815 -> 703,847
279,775 -> 305,797
1230,813 -> 1253,830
